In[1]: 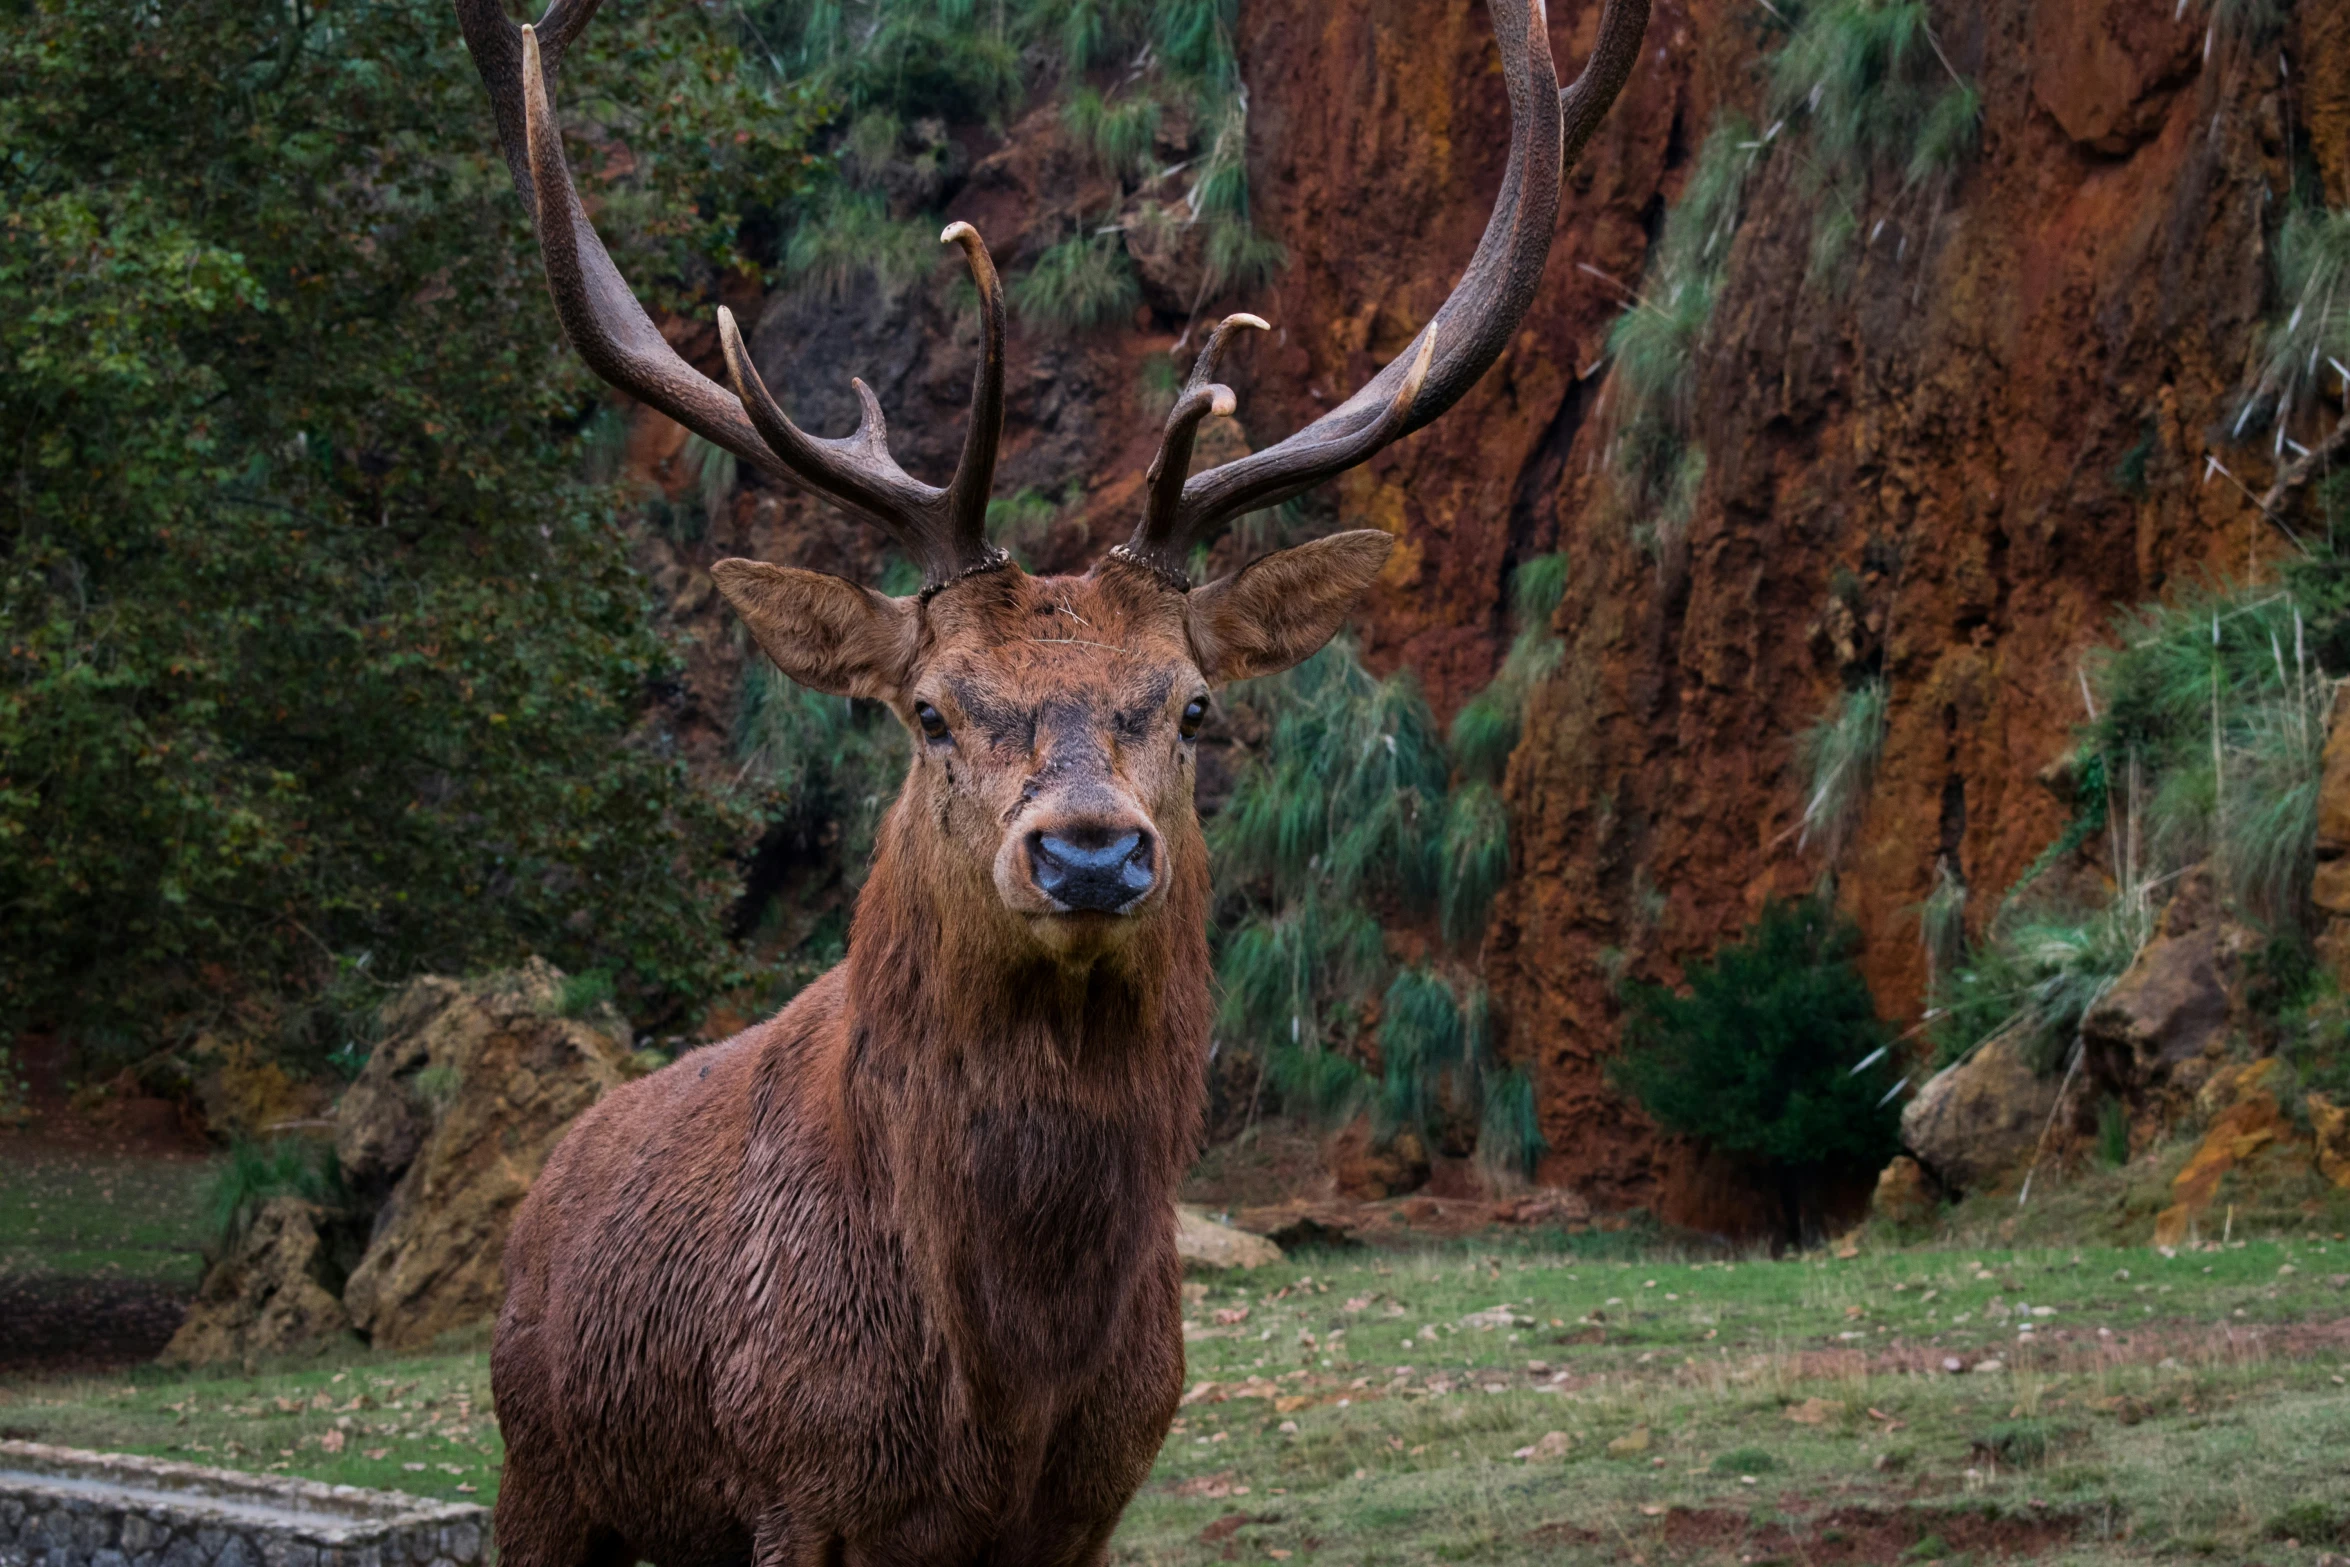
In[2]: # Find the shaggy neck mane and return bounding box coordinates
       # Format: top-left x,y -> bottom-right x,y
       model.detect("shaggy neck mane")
829,799 -> 1211,1389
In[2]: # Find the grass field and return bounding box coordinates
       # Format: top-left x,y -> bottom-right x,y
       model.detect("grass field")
6,1227 -> 2350,1565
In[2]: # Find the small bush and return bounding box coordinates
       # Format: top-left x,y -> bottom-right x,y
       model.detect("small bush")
1064,87 -> 1161,178
2096,1095 -> 2131,1166
1013,229 -> 1142,332
1710,1446 -> 1782,1475
1611,896 -> 1899,1242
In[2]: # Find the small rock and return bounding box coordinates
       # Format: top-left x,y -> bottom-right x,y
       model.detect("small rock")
1175,1207 -> 1283,1271
1970,1358 -> 2005,1375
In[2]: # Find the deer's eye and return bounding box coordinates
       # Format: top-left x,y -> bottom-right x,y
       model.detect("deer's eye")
1179,696 -> 1210,741
915,702 -> 951,743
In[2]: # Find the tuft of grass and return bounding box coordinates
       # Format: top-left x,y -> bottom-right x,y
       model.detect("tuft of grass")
1064,86 -> 1161,178
1933,899 -> 2147,1074
201,1138 -> 341,1256
683,434 -> 737,534
2242,199 -> 2350,442
1476,1064 -> 1546,1183
1796,676 -> 1887,863
2096,1095 -> 2132,1166
556,967 -> 617,1019
783,186 -> 937,302
1438,782 -> 1510,947
1710,1446 -> 1782,1475
1013,228 -> 1142,332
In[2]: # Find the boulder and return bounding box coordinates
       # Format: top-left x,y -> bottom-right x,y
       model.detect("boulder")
1869,1155 -> 1941,1228
1174,1206 -> 1284,1270
337,959 -> 637,1351
160,1198 -> 353,1367
1900,1030 -> 2062,1193
2080,869 -> 2246,1118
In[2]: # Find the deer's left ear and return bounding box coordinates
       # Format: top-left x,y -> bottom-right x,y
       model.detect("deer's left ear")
712,560 -> 919,701
1185,530 -> 1395,683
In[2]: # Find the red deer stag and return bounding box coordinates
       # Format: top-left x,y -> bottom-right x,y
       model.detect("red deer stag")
451,0 -> 1648,1562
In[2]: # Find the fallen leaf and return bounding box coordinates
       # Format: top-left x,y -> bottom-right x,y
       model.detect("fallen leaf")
319,1430 -> 346,1454
1606,1426 -> 1651,1456
1784,1397 -> 1839,1426
1273,1396 -> 1309,1414
364,1448 -> 389,1461
1214,1308 -> 1251,1326
1513,1431 -> 1573,1462
1268,1552 -> 1292,1561
1199,1515 -> 1249,1545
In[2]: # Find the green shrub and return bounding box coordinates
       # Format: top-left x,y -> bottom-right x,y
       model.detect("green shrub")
1014,229 -> 1143,332
1769,0 -> 1977,188
1439,783 -> 1511,946
1933,901 -> 2146,1074
734,657 -> 904,888
558,968 -> 618,1020
1611,897 -> 1899,1242
2096,1096 -> 2131,1167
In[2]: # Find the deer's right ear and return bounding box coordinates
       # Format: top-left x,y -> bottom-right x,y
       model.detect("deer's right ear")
711,560 -> 919,702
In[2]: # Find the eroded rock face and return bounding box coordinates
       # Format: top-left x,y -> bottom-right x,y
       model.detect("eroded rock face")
1900,1032 -> 2061,1194
159,1197 -> 352,1367
1324,1116 -> 1431,1201
337,959 -> 636,1351
2080,881 -> 2248,1120
2313,1093 -> 2350,1192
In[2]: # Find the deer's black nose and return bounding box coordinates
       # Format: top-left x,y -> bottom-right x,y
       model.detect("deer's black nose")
1028,827 -> 1156,913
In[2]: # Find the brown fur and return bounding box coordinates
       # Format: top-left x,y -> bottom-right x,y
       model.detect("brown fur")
492,544 -> 1388,1567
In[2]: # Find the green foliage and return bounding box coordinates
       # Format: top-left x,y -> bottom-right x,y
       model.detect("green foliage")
2088,583 -> 2328,927
1014,228 -> 1143,332
1477,1065 -> 1547,1183
1919,857 -> 1968,1001
1438,784 -> 1511,946
1710,1447 -> 1782,1476
557,968 -> 618,1020
1796,676 -> 1888,863
734,658 -> 904,885
783,186 -> 939,302
986,487 -> 1070,566
681,435 -> 739,540
2240,200 -> 2350,445
1449,553 -> 1569,787
1933,900 -> 2147,1074
1611,897 -> 1899,1230
1374,967 -> 1473,1137
0,0 -> 805,1047
1065,87 -> 1163,178
202,1138 -> 341,1255
1606,121 -> 1755,505
1769,0 -> 1978,189
1213,639 -> 1451,906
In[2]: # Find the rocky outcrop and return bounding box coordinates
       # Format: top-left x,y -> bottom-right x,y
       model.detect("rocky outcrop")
2081,874 -> 2248,1122
1174,1206 -> 1284,1271
1324,1117 -> 1431,1201
337,960 -> 637,1351
1899,1032 -> 2061,1195
2314,1093 -> 2350,1191
2312,686 -> 2350,984
2153,1058 -> 2294,1247
159,1197 -> 352,1367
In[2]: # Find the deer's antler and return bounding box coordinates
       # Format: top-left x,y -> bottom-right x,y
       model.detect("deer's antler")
1118,0 -> 1652,582
453,1 -> 1006,588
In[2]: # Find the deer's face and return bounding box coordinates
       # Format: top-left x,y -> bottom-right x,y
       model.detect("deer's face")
714,533 -> 1392,962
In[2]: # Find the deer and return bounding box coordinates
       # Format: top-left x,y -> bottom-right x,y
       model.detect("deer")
449,0 -> 1648,1562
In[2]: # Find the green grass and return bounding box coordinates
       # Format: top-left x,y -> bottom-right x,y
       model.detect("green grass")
9,1236 -> 2350,1563
1013,228 -> 1143,333
0,1146 -> 212,1286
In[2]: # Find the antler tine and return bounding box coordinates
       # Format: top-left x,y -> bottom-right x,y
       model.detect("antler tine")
1117,314 -> 1270,578
454,3 -> 1009,589
1116,0 -> 1651,581
940,224 -> 1012,574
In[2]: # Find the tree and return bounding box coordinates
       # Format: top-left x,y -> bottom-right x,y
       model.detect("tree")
0,0 -> 823,1055
1610,896 -> 1899,1245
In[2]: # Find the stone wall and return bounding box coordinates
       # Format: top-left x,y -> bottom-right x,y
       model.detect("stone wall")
0,1444 -> 484,1567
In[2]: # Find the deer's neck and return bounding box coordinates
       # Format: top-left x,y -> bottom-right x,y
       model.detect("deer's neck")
835,824 -> 1209,1389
